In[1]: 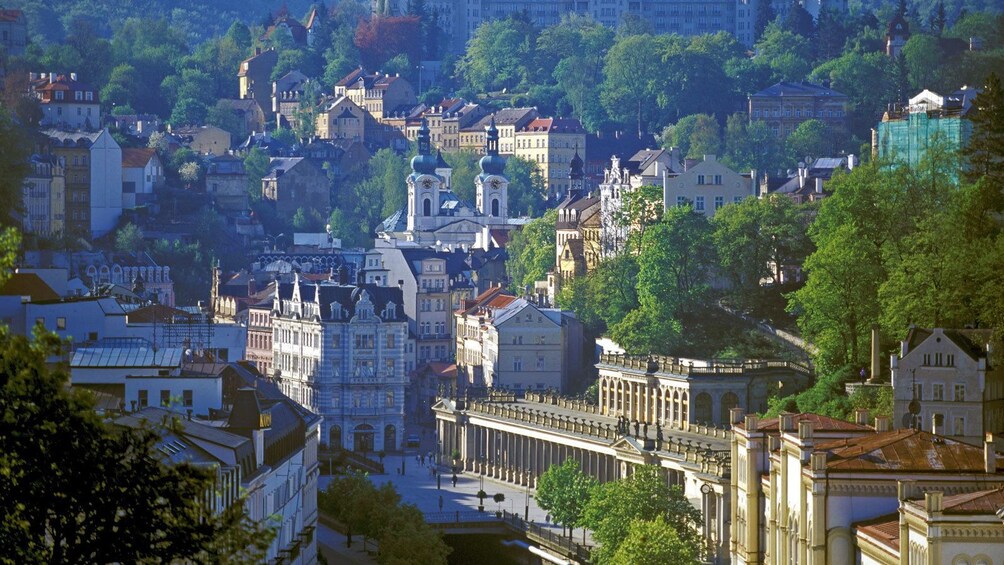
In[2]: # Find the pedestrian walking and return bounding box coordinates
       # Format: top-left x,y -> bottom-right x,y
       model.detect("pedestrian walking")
420,454 -> 425,465
452,473 -> 457,488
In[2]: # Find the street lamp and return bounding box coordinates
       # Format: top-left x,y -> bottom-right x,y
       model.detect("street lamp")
524,473 -> 532,520
265,232 -> 285,252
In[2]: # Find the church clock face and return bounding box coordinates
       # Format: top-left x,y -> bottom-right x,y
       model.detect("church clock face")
490,177 -> 501,189
422,178 -> 434,188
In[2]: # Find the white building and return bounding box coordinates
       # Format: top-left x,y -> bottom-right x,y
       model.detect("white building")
115,364 -> 320,565
378,118 -> 510,251
121,148 -> 163,209
271,276 -> 408,452
663,154 -> 756,218
891,327 -> 1003,446
598,148 -> 682,257
729,409 -> 1004,565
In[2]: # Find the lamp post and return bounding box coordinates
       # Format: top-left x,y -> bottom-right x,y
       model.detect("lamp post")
265,232 -> 285,252
524,473 -> 532,520
700,483 -> 715,564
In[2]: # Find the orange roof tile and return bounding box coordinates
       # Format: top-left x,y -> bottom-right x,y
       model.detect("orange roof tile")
743,413 -> 873,433
121,148 -> 156,169
938,486 -> 1004,514
816,429 -> 997,473
854,513 -> 900,552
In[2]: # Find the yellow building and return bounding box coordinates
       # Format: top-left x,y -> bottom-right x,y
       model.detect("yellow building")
459,108 -> 538,155
314,95 -> 365,142
514,117 -> 587,199
334,69 -> 415,121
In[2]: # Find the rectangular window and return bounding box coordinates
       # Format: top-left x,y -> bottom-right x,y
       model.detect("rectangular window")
953,416 -> 965,436
183,390 -> 193,407
714,196 -> 724,210
954,383 -> 966,402
537,355 -> 545,370
734,196 -> 743,203
160,390 -> 170,407
932,383 -> 944,401
714,175 -> 722,185
923,353 -> 931,366
56,317 -> 66,330
385,359 -> 395,374
513,356 -> 523,371
386,333 -> 396,348
676,196 -> 686,207
138,389 -> 148,408
946,354 -> 955,366
935,353 -> 943,366
697,175 -> 705,185
695,196 -> 705,211
913,383 -> 923,401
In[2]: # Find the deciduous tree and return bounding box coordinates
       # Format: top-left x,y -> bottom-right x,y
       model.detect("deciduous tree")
536,459 -> 597,541
506,209 -> 556,293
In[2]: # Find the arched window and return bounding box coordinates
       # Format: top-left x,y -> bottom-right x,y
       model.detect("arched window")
720,392 -> 739,426
491,198 -> 500,217
329,425 -> 342,449
694,393 -> 712,424
423,198 -> 432,216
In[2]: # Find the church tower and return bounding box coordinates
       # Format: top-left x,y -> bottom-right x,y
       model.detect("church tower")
406,119 -> 442,232
475,117 -> 508,224
886,0 -> 910,58
569,144 -> 585,198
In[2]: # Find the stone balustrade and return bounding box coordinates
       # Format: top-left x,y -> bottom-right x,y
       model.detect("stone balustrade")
597,353 -> 812,378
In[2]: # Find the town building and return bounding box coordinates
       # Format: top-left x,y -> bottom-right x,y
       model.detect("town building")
103,114 -> 163,140
21,154 -> 65,237
205,154 -> 250,213
550,152 -> 600,302
272,70 -> 310,130
169,125 -> 231,156
33,73 -> 102,130
114,365 -> 321,565
314,95 -> 365,142
890,327 -> 1003,447
459,108 -> 538,155
764,154 -> 856,205
261,157 -> 330,218
246,287 -> 277,377
378,119 -> 510,251
597,354 -> 813,428
335,68 -> 416,121
238,48 -> 279,122
261,12 -> 309,47
885,2 -> 910,58
874,87 -> 978,169
583,132 -> 656,190
663,154 -> 756,218
43,128 -> 122,238
598,148 -> 683,257
455,286 -> 584,393
271,276 -> 408,452
514,117 -> 587,199
749,81 -> 849,139
215,99 -> 266,139
121,148 -> 163,209
426,99 -> 486,153
856,485 -> 1004,565
0,8 -> 27,56
729,409 -> 1004,565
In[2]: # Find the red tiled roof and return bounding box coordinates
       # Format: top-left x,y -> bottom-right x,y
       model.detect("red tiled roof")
816,429 -> 996,473
854,513 -> 900,552
938,486 -> 1004,514
121,148 -> 156,169
0,273 -> 60,301
740,413 -> 873,433
420,362 -> 457,378
522,117 -> 585,134
0,9 -> 24,22
489,229 -> 509,247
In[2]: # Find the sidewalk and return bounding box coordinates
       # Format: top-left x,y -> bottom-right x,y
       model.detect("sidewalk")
338,451 -> 595,547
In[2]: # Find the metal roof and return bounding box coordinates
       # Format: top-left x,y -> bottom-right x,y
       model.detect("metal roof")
71,347 -> 183,368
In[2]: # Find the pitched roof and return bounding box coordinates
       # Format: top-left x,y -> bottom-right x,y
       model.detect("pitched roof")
521,117 -> 586,134
934,486 -> 1004,514
276,280 -> 406,322
71,346 -> 184,368
854,513 -> 900,552
0,273 -> 60,301
0,9 -> 24,22
904,327 -> 992,360
121,148 -> 156,169
815,428 -> 997,473
751,81 -> 848,99
741,412 -> 873,433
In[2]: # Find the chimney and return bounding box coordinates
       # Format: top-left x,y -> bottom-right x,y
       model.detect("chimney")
745,414 -> 759,432
248,276 -> 256,296
814,177 -> 823,194
847,154 -> 856,170
810,451 -> 827,472
730,407 -> 745,426
798,420 -> 814,441
780,413 -> 796,433
875,416 -> 891,432
49,71 -> 55,84
854,408 -> 870,426
897,480 -> 916,501
986,433 -> 996,473
69,72 -> 77,81
932,413 -> 944,436
870,325 -> 881,380
925,491 -> 944,513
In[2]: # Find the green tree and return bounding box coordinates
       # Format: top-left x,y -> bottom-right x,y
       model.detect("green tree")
457,18 -> 535,93
0,326 -> 273,563
786,119 -> 834,163
723,113 -> 779,173
506,209 -> 557,293
962,72 -> 1004,185
601,34 -> 675,135
902,34 -> 946,91
114,223 -> 146,254
662,114 -> 721,159
505,156 -> 547,216
535,459 -> 597,541
377,503 -> 451,565
582,465 -> 702,564
753,23 -> 814,82
615,184 -> 663,255
244,148 -> 271,201
610,516 -> 698,565
0,108 -> 30,225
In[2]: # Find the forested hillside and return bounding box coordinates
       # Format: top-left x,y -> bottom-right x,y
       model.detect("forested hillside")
7,0 -> 316,43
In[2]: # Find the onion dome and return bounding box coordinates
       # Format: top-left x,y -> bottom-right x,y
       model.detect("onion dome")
411,119 -> 438,175
478,116 -> 506,176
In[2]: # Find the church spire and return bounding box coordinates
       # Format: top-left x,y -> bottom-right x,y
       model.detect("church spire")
478,116 -> 505,176
411,118 -> 437,175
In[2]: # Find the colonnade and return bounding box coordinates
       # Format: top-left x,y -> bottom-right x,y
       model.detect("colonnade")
599,376 -> 689,428
436,417 -> 617,485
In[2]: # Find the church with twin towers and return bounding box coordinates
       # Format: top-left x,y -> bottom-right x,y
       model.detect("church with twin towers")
377,117 -> 512,251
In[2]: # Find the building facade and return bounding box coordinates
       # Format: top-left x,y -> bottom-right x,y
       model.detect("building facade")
335,69 -> 416,121
663,154 -> 755,217
0,9 -> 27,56
874,88 -> 977,169
890,327 -> 1003,446
261,157 -> 330,218
22,154 -> 65,237
459,108 -> 538,155
749,81 -> 849,139
314,95 -> 365,142
44,129 -> 122,238
206,155 -> 250,212
238,48 -> 279,121
271,277 -> 408,452
34,73 -> 101,130
514,117 -> 587,199
121,148 -> 163,209
598,149 -> 682,257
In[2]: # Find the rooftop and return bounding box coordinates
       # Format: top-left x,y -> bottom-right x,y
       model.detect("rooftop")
815,428 -> 998,473
70,346 -> 184,369
751,81 -> 848,99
